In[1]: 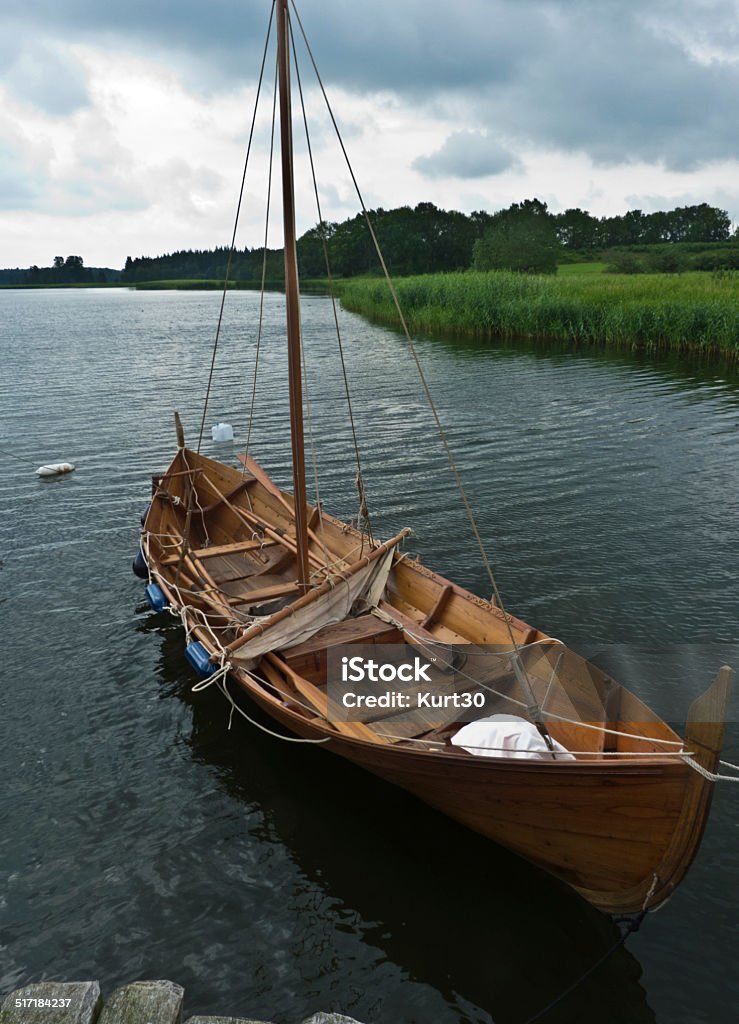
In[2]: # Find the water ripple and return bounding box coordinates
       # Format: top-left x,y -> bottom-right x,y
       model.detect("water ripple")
1,288 -> 737,1024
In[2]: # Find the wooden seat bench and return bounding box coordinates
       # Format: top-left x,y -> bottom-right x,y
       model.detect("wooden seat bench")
282,612 -> 403,681
159,538 -> 272,566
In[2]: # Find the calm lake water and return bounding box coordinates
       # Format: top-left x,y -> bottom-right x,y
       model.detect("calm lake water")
0,287 -> 737,1024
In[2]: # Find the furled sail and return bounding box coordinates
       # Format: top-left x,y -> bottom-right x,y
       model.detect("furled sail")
230,547 -> 396,666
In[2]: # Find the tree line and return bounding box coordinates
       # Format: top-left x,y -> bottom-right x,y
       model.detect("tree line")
472,200 -> 737,274
0,256 -> 120,286
4,200 -> 733,286
120,200 -> 736,282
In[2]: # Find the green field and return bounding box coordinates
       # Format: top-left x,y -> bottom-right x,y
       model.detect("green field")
556,262 -> 606,275
126,278 -> 320,291
337,270 -> 739,355
129,279 -> 238,290
0,281 -> 121,289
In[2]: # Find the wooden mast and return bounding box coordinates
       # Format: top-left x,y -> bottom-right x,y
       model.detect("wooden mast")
277,0 -> 310,588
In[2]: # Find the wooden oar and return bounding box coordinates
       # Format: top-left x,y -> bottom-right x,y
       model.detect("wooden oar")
264,653 -> 389,743
200,470 -> 327,573
237,453 -> 342,568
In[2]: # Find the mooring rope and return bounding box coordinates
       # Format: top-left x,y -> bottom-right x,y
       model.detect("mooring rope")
0,446 -> 35,466
193,650 -> 332,744
679,754 -> 739,783
520,910 -> 648,1023
143,529 -> 333,742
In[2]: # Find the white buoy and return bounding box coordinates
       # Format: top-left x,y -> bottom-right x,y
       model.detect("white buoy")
211,422 -> 234,442
37,462 -> 75,477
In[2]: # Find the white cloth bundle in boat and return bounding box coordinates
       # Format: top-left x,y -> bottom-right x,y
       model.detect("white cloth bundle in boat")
451,714 -> 576,760
231,547 -> 396,666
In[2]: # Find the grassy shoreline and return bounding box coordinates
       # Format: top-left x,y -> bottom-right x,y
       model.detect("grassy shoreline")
4,270 -> 737,358
0,281 -> 122,289
337,270 -> 739,357
0,279 -> 285,291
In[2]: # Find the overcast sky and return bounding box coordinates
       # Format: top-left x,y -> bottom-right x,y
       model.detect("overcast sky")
1,0 -> 737,268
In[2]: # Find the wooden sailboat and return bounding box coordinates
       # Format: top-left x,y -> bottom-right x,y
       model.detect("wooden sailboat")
139,0 -> 731,915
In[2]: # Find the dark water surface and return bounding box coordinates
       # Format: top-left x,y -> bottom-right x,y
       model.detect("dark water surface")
1,288 -> 737,1023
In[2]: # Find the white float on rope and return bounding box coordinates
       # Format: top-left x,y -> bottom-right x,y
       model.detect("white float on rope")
36,462 -> 76,477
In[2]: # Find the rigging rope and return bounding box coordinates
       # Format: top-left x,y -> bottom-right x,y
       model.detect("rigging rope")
286,1 -> 556,747
197,0 -> 276,452
289,15 -> 375,548
245,54 -> 280,461
300,324 -> 329,564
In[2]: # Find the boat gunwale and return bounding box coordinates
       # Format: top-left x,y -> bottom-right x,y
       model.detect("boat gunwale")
145,447 -> 690,772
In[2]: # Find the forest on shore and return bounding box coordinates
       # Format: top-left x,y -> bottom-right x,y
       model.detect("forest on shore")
3,200 -> 737,357
0,256 -> 120,286
118,199 -> 738,283
2,199 -> 737,288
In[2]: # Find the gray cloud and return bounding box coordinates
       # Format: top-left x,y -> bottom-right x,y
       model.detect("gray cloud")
0,1 -> 536,91
414,131 -> 518,179
479,4 -> 739,170
0,37 -> 89,114
0,1 -> 737,170
0,160 -> 40,210
625,187 -> 739,222
643,0 -> 739,63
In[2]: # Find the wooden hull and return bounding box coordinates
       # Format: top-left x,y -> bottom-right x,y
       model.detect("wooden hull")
143,446 -> 729,915
225,665 -> 720,914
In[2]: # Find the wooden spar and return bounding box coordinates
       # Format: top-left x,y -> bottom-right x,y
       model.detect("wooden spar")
174,411 -> 185,449
224,527 -> 410,655
685,665 -> 732,769
172,414 -> 194,588
277,0 -> 310,590
237,452 -> 344,567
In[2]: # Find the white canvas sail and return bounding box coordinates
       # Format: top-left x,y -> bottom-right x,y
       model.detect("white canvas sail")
230,548 -> 395,666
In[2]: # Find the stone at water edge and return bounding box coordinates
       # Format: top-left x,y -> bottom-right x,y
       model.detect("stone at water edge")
301,1016 -> 365,1024
185,1017 -> 275,1024
0,981 -> 101,1024
97,980 -> 184,1024
183,1016 -> 363,1024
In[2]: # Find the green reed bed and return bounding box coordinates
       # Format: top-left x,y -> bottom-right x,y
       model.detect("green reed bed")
129,279 -> 235,289
338,271 -> 739,355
